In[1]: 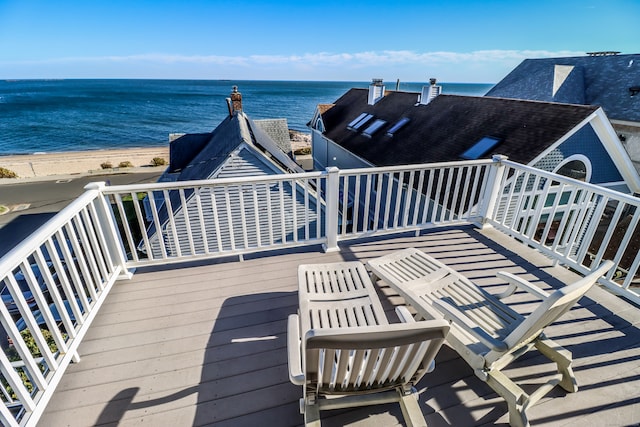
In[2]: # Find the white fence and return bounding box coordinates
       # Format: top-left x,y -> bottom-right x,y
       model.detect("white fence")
488,158 -> 640,303
0,157 -> 638,425
0,184 -> 126,426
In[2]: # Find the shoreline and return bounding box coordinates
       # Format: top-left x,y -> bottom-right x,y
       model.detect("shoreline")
0,147 -> 170,181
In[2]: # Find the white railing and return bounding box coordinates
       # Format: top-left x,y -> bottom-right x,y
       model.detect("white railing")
488,157 -> 640,305
0,184 -> 126,426
0,157 -> 639,425
334,161 -> 492,239
102,172 -> 328,266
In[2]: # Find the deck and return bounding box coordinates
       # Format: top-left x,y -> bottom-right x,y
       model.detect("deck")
41,226 -> 640,426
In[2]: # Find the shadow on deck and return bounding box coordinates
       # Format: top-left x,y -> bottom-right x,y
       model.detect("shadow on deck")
42,226 -> 640,426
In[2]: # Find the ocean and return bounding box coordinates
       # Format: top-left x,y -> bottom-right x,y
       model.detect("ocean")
0,79 -> 493,155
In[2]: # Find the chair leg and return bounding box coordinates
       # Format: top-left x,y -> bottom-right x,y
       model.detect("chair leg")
303,398 -> 321,427
535,338 -> 577,393
397,386 -> 427,427
484,369 -> 530,427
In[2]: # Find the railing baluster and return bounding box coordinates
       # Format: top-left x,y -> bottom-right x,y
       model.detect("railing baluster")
278,181 -> 287,243
372,172 -> 383,231
392,171 -> 405,228
239,184 -> 250,248
291,179 -> 298,243
351,174 -> 361,234
63,222 -> 94,308
146,190 -> 168,259
179,188 -> 196,255
266,182 -> 275,245
162,189 -> 182,258
74,211 -> 102,296
610,208 -> 640,278
576,194 -> 608,264
113,192 -> 138,263
421,169 -> 435,224
412,169 -> 425,226
209,188 -> 223,252
83,203 -> 112,281
382,172 -> 394,230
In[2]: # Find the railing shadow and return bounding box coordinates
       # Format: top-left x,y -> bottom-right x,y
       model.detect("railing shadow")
95,289 -> 301,426
337,225 -> 640,426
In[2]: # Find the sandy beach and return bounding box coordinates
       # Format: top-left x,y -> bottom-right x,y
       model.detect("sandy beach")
0,130 -> 311,182
0,147 -> 170,180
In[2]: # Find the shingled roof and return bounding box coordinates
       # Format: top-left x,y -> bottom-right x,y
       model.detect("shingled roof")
485,53 -> 640,122
321,89 -> 599,166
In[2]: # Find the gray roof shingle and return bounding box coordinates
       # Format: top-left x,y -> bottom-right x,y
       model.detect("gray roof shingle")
485,53 -> 640,122
321,89 -> 598,166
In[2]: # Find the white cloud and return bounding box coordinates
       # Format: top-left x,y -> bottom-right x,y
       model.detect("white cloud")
0,49 -> 585,81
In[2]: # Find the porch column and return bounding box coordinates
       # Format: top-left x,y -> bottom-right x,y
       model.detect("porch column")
84,182 -> 133,280
323,167 -> 340,252
479,155 -> 508,227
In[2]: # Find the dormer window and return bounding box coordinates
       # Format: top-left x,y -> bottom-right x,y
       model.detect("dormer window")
461,136 -> 501,160
347,113 -> 374,131
630,86 -> 640,96
362,119 -> 387,138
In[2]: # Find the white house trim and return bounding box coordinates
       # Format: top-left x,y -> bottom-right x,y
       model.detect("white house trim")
528,108 -> 640,193
589,109 -> 640,193
553,154 -> 592,182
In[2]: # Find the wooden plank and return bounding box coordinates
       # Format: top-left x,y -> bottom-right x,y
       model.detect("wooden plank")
39,226 -> 640,427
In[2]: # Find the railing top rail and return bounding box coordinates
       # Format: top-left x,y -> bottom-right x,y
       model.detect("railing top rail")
338,159 -> 494,176
101,170 -> 326,194
501,158 -> 640,206
0,185 -> 102,274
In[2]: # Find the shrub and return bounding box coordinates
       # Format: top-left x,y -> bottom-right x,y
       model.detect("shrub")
3,329 -> 61,398
0,167 -> 18,178
100,161 -> 113,169
151,157 -> 167,166
294,147 -> 312,155
118,161 -> 134,168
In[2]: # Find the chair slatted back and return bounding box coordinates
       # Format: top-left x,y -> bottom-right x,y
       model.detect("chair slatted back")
499,260 -> 614,356
304,321 -> 449,393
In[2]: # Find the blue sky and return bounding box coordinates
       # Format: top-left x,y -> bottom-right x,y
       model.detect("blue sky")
1,0 -> 638,82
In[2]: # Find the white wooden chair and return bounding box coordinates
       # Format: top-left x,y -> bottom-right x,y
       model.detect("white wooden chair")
368,248 -> 614,427
288,261 -> 450,426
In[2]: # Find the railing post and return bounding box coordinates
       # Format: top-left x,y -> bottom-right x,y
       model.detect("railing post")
84,182 -> 133,279
323,167 -> 340,252
478,155 -> 508,228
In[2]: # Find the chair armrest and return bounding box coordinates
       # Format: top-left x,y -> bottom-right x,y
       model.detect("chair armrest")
433,299 -> 508,352
495,271 -> 550,300
395,306 -> 416,323
287,314 -> 305,385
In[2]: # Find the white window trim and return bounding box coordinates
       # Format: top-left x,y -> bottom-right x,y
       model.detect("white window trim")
553,154 -> 592,182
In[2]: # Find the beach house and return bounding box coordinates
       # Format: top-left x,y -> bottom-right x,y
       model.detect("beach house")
485,52 -> 640,173
141,87 -> 320,258
309,79 -> 640,195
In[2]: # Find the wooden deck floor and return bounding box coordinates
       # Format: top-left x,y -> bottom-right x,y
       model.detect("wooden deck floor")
42,226 -> 640,426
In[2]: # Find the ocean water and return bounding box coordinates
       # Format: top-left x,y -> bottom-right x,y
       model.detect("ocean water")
0,79 -> 493,155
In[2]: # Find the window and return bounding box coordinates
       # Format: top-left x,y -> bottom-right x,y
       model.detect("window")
553,155 -> 591,182
460,136 -> 501,160
347,113 -> 374,131
386,117 -> 410,137
362,119 -> 387,138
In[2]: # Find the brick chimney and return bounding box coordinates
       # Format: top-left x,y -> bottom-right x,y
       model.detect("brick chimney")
227,85 -> 242,115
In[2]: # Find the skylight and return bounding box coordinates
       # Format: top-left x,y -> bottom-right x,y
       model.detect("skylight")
347,113 -> 374,131
386,117 -> 410,137
362,119 -> 387,138
461,136 -> 501,160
